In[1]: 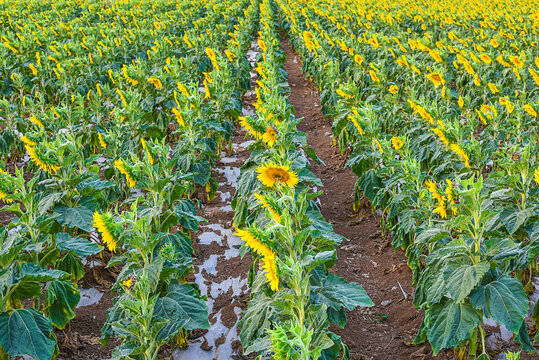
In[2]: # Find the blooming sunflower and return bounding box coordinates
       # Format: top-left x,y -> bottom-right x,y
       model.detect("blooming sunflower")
239,116 -> 264,139
26,145 -> 61,174
523,104 -> 537,117
234,228 -> 273,257
171,108 -> 185,126
388,85 -> 398,94
391,137 -> 404,150
254,193 -> 281,223
426,72 -> 444,87
449,143 -> 470,168
97,133 -> 107,149
29,116 -> 44,129
262,126 -> 277,147
114,159 -> 137,188
93,211 -> 117,252
147,77 -> 163,90
261,253 -> 279,291
256,163 -> 299,189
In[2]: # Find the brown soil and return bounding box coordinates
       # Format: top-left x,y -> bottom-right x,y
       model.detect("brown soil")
281,38 -> 449,360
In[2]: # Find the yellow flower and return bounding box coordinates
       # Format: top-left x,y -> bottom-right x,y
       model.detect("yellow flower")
368,70 -> 380,83
262,126 -> 277,147
499,97 -> 514,113
388,85 -> 398,94
509,55 -> 523,69
28,63 -> 38,76
147,77 -> 163,90
205,47 -> 220,72
458,96 -> 464,108
30,116 -> 44,129
473,74 -> 481,86
177,82 -> 190,97
98,133 -> 107,149
411,65 -> 421,74
171,108 -> 185,126
254,193 -> 281,223
257,163 -> 299,189
239,116 -> 263,139
480,54 -> 492,64
116,89 -> 128,107
114,159 -> 137,188
490,39 -> 500,48
535,168 -> 539,184
488,83 -> 499,94
449,143 -> 470,168
26,145 -> 61,174
234,228 -> 273,257
21,135 -> 37,147
432,128 -> 449,146
261,253 -> 279,291
122,278 -> 133,288
391,137 -> 404,150
348,114 -> 365,135
0,191 -> 12,204
225,49 -> 235,61
375,139 -> 383,153
426,72 -> 444,87
336,88 -> 354,99
524,104 -> 537,117
354,54 -> 364,66
93,211 -> 117,252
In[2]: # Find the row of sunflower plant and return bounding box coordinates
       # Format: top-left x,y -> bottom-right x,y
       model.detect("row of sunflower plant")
0,0 -> 259,359
278,0 -> 539,358
230,0 -> 373,359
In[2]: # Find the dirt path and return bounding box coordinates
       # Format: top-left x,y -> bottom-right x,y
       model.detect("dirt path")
281,38 -> 445,360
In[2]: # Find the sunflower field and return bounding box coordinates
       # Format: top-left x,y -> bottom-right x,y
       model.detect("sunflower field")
1,0 -> 539,359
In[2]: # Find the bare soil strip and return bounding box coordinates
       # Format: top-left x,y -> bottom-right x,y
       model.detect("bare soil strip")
280,37 -> 445,360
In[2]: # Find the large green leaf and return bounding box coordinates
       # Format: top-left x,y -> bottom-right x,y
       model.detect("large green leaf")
427,298 -> 482,354
469,275 -> 528,333
311,273 -> 374,310
0,308 -> 56,360
165,282 -> 209,330
53,205 -> 94,232
56,233 -> 103,258
153,297 -> 190,342
443,262 -> 490,303
43,280 -> 80,329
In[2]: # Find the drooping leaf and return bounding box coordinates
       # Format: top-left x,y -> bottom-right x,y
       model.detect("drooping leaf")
53,205 -> 94,232
443,262 -> 490,303
0,308 -> 56,360
56,233 -> 103,258
469,274 -> 528,333
43,280 -> 80,329
427,298 -> 482,354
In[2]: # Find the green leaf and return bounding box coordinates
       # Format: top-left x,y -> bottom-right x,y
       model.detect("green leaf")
56,233 -> 103,258
469,275 -> 528,333
0,308 -> 56,360
53,205 -> 94,232
153,297 -> 190,342
443,262 -> 490,303
43,280 -> 80,329
311,273 -> 374,310
37,193 -> 64,215
427,298 -> 482,355
174,200 -> 205,232
166,282 -> 209,330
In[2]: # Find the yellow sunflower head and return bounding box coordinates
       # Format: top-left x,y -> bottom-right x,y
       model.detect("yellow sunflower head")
256,163 -> 299,189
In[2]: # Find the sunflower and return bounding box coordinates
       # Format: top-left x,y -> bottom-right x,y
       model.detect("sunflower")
97,133 -> 107,149
261,253 -> 279,291
20,135 -> 37,147
391,137 -> 404,150
26,145 -> 61,174
93,211 -> 117,252
426,72 -> 444,87
348,114 -> 365,135
431,128 -> 449,146
488,83 -> 499,94
458,96 -> 464,108
480,54 -> 492,64
147,77 -> 163,90
254,193 -> 281,223
29,116 -> 44,129
205,47 -> 220,72
368,69 -> 380,83
524,104 -> 537,117
449,143 -> 470,168
234,228 -> 273,257
535,168 -> 539,185
239,116 -> 264,139
256,163 -> 299,189
262,126 -> 277,147
388,85 -> 398,94
171,108 -> 185,126
114,159 -> 137,188
177,82 -> 190,97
